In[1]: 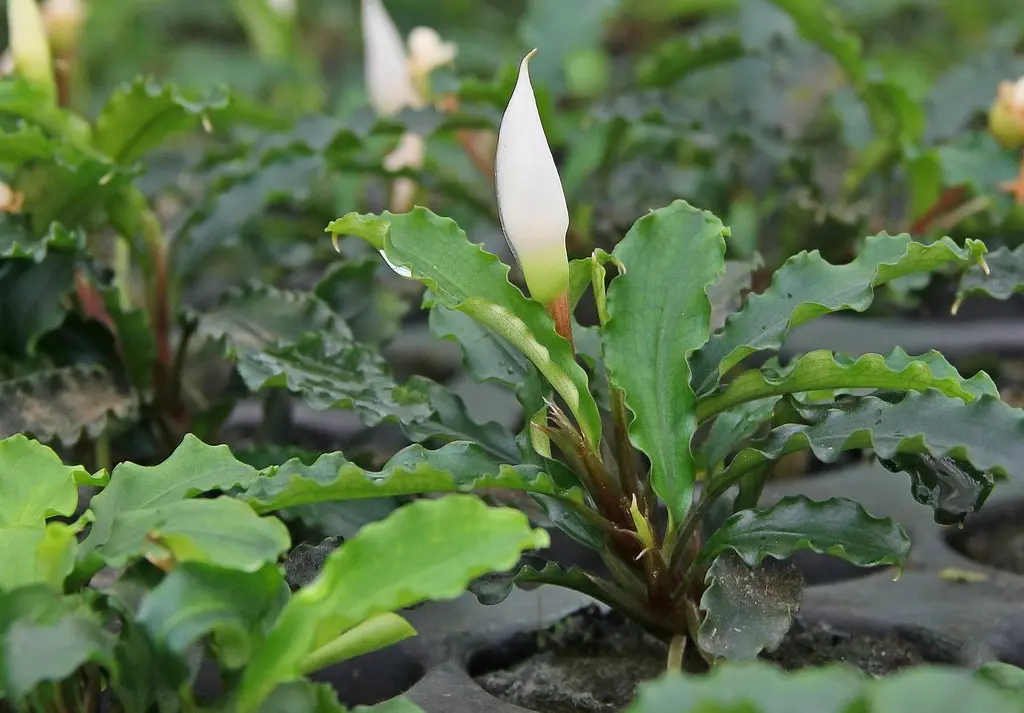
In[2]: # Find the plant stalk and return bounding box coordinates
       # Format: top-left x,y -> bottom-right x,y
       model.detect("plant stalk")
547,291 -> 574,351
667,635 -> 686,673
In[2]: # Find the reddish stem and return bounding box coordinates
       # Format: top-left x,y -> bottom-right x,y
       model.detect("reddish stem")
547,291 -> 574,351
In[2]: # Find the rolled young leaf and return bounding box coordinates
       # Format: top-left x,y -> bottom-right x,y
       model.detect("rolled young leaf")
495,49 -> 571,306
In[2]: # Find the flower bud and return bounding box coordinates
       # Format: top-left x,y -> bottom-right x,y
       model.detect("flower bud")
42,0 -> 85,55
360,0 -> 421,116
495,49 -> 570,306
990,78 -> 1024,149
407,26 -> 456,93
383,131 -> 425,214
8,0 -> 56,102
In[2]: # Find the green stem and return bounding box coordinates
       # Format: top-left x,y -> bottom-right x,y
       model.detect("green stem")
667,635 -> 686,673
113,236 -> 132,309
93,434 -> 111,474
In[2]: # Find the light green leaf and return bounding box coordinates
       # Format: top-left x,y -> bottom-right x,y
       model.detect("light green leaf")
0,434 -> 82,526
692,233 -> 987,393
697,496 -> 910,572
0,523 -> 77,592
603,201 -> 727,527
696,348 -> 997,422
0,122 -> 51,167
234,495 -> 549,713
96,496 -> 290,571
327,209 -> 601,447
624,662 -> 1022,713
299,612 -> 415,675
242,441 -> 582,514
82,434 -> 259,555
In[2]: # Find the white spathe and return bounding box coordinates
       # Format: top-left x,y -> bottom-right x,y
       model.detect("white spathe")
266,0 -> 296,16
494,49 -> 570,305
361,0 -> 421,117
384,131 -> 426,215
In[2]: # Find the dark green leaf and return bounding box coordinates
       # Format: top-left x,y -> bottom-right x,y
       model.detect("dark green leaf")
518,0 -> 619,93
958,245 -> 1024,304
470,553 -> 621,611
692,233 -> 987,393
697,496 -> 910,571
698,552 -> 803,661
242,441 -> 583,514
700,398 -> 777,473
234,495 -> 549,713
877,453 -> 994,526
314,258 -> 409,346
637,34 -> 744,89
717,391 -> 1017,523
604,201 -> 727,527
0,365 -> 137,444
0,219 -> 84,262
0,252 -> 77,357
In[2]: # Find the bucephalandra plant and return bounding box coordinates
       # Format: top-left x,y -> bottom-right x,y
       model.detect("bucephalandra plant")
316,49 -> 1024,668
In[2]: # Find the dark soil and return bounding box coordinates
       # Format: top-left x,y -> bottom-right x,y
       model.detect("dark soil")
473,607 -> 927,713
950,503 -> 1024,575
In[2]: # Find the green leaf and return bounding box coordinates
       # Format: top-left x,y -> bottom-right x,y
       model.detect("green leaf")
603,201 -> 727,527
81,434 -> 259,555
96,496 -> 290,571
765,0 -> 922,147
401,377 -> 519,463
691,233 -> 987,393
696,348 -> 997,422
0,122 -> 52,167
0,219 -> 84,262
469,554 -> 625,613
0,252 -> 77,358
717,391 -> 1021,523
137,562 -> 288,671
243,441 -> 581,514
976,662 -> 1024,696
0,434 -> 82,525
16,145 -> 132,234
876,453 -> 994,527
0,523 -> 78,592
624,662 -> 1022,713
518,0 -> 619,93
698,552 -> 802,661
958,245 -> 1024,305
198,281 -> 349,354
700,398 -> 777,473
255,681 -> 349,713
637,34 -> 744,88
428,302 -> 545,416
697,496 -> 910,572
234,495 -> 549,713
0,588 -> 114,700
327,209 -> 601,448
0,365 -> 138,444
0,76 -> 92,142
299,612 -> 415,674
314,258 -> 409,346
93,78 -> 239,164
233,334 -> 432,429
